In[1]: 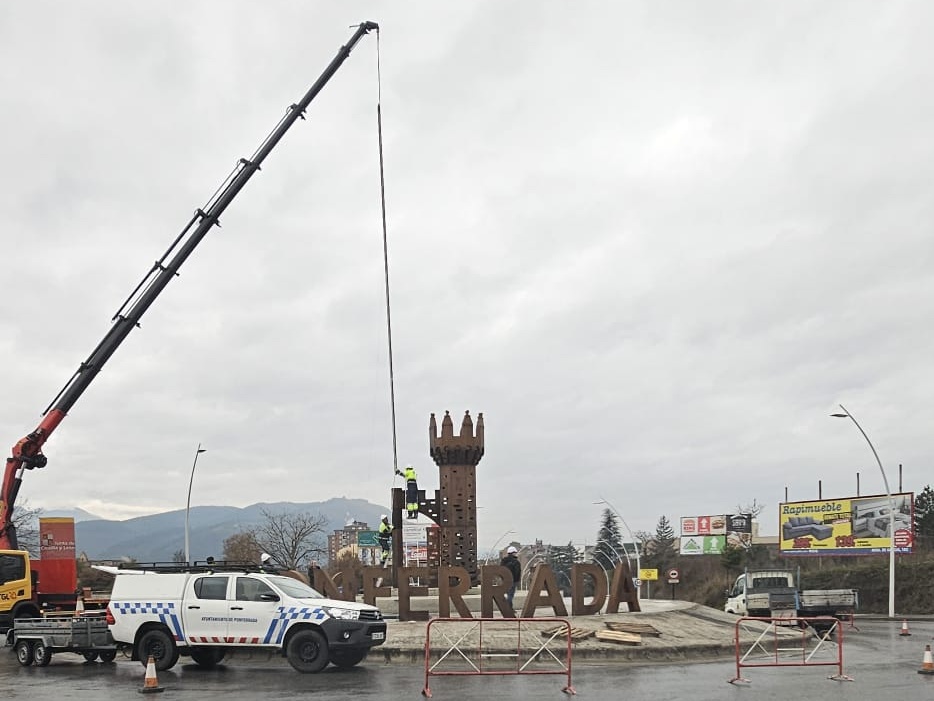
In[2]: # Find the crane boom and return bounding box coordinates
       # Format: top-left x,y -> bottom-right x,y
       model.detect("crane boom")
0,21 -> 379,549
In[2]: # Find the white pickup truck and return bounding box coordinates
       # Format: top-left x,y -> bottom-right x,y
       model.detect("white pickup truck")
103,562 -> 386,673
724,569 -> 858,625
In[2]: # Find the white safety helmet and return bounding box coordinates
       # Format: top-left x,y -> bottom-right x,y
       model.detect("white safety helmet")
261,553 -> 271,563
507,546 -> 518,554
381,514 -> 388,521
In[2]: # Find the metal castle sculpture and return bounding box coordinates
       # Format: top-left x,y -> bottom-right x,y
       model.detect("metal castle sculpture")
390,410 -> 484,583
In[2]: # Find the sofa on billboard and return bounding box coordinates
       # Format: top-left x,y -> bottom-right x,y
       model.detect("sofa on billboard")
851,504 -> 911,538
782,516 -> 833,541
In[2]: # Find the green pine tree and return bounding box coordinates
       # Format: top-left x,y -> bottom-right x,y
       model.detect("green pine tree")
915,485 -> 934,550
547,541 -> 579,595
646,515 -> 677,571
594,508 -> 625,573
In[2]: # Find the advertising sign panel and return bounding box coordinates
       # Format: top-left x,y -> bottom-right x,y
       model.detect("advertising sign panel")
402,523 -> 428,566
679,535 -> 725,555
680,513 -> 750,554
402,523 -> 428,543
681,515 -> 727,536
39,517 -> 76,560
405,544 -> 429,561
38,517 -> 77,598
779,492 -> 914,555
725,514 -> 753,533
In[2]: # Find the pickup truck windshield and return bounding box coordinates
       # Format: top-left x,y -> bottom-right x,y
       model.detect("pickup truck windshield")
268,575 -> 324,600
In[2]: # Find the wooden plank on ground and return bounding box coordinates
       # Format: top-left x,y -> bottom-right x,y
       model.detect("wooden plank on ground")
605,621 -> 662,636
541,626 -> 594,641
595,629 -> 642,645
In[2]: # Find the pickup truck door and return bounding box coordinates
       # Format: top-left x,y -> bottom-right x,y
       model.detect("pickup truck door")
183,575 -> 232,643
227,576 -> 282,645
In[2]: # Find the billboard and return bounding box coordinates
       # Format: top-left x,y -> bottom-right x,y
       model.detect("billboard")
679,535 -> 725,555
779,493 -> 914,555
680,513 -> 751,555
680,515 -> 727,536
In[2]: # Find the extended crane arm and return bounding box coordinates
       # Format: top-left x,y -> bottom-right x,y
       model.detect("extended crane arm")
0,21 -> 379,550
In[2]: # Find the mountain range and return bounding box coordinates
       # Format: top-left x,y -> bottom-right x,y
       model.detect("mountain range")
63,498 -> 388,562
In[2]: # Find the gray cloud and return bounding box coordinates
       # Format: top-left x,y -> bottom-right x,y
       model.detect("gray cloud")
2,2 -> 932,550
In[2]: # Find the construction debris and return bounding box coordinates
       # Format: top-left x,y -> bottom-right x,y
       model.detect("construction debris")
541,625 -> 595,641
595,629 -> 642,646
605,621 -> 662,637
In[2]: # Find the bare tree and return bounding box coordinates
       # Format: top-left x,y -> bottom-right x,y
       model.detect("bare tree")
731,499 -> 765,551
222,531 -> 263,564
11,499 -> 42,557
253,509 -> 327,570
735,499 -> 764,521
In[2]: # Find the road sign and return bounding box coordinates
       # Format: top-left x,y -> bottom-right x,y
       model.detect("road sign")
639,568 -> 659,581
356,530 -> 380,547
667,568 -> 680,580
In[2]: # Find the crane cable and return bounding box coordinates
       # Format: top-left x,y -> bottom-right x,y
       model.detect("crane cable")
374,29 -> 401,489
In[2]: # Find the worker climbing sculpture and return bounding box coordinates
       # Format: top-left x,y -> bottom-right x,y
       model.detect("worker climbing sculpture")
387,410 -> 484,586
309,409 -> 641,621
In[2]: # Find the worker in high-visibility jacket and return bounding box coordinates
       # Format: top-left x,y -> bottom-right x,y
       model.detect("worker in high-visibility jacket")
377,515 -> 393,565
395,465 -> 419,519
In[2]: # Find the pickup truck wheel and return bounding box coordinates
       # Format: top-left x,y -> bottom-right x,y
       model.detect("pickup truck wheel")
330,649 -> 367,668
82,651 -> 100,662
286,629 -> 329,673
15,640 -> 34,666
33,641 -> 52,667
138,628 -> 179,671
98,650 -> 118,663
190,646 -> 225,669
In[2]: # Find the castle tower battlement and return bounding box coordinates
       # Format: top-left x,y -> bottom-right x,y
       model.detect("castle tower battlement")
429,410 -> 484,581
429,410 -> 484,465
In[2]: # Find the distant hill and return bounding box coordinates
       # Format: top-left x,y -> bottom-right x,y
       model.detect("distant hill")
41,507 -> 102,522
73,498 -> 387,562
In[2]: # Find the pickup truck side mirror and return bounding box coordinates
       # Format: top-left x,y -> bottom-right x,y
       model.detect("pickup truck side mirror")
259,593 -> 280,602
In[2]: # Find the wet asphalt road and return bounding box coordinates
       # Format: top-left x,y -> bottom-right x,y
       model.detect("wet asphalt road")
3,619 -> 933,700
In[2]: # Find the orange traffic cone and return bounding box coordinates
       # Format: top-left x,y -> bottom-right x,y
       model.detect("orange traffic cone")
918,644 -> 934,675
138,655 -> 164,694
900,619 -> 912,636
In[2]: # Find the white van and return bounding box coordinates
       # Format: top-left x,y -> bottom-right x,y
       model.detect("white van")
104,563 -> 386,673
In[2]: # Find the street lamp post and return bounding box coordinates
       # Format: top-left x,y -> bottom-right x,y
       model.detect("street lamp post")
521,551 -> 546,590
484,529 -> 515,565
594,537 -> 627,594
595,538 -> 624,566
185,444 -> 207,564
830,404 -> 896,618
594,497 -> 642,595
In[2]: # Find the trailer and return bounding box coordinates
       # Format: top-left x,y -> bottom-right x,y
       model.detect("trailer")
7,616 -> 117,666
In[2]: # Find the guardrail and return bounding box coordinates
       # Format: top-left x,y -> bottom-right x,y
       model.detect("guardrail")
421,617 -> 576,697
729,616 -> 853,684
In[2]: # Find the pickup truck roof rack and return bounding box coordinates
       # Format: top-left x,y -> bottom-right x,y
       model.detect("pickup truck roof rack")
118,560 -> 283,574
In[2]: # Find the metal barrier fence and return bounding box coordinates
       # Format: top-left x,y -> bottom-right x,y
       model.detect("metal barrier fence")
729,616 -> 854,684
421,617 -> 576,697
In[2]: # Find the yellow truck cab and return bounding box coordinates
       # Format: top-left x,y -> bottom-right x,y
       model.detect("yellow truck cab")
0,550 -> 41,631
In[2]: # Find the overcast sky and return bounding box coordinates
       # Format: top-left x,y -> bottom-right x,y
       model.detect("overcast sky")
2,2 -> 932,550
